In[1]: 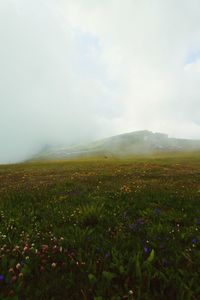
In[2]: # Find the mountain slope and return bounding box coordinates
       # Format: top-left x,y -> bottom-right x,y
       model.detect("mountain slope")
33,130 -> 200,160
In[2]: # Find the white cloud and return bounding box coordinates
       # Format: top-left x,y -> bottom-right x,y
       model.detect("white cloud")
61,0 -> 200,139
0,0 -> 200,162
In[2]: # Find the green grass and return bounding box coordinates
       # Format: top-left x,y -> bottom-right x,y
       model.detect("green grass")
0,153 -> 200,299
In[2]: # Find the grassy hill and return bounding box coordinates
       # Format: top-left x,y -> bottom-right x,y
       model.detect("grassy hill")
33,130 -> 200,161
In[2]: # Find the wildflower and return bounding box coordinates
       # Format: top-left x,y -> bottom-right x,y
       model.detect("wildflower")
40,266 -> 45,272
136,218 -> 143,225
192,238 -> 198,244
16,263 -> 21,270
41,245 -> 49,252
162,259 -> 169,268
51,263 -> 56,268
155,208 -> 161,215
104,253 -> 110,259
130,218 -> 143,231
11,276 -> 17,283
120,185 -> 131,193
129,290 -> 134,295
197,218 -> 200,225
144,247 -> 149,254
19,273 -> 23,279
8,268 -> 14,274
23,246 -> 29,252
0,275 -> 4,281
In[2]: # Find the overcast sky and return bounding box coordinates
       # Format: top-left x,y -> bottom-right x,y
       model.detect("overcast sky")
0,0 -> 200,163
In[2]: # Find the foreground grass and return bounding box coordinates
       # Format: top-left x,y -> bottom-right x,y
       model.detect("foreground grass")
0,153 -> 200,299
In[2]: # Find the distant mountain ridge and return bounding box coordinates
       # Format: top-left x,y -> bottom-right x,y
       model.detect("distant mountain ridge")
33,130 -> 200,160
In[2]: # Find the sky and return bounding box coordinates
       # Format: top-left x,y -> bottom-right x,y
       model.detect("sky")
0,0 -> 200,163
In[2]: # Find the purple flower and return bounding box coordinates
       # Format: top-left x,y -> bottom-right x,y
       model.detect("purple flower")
104,253 -> 110,259
155,208 -> 161,215
162,259 -> 169,268
135,218 -> 143,225
196,218 -> 200,225
144,247 -> 149,254
0,275 -> 4,281
192,238 -> 198,244
129,218 -> 144,232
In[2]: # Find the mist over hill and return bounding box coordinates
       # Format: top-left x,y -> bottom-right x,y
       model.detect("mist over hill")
32,130 -> 200,161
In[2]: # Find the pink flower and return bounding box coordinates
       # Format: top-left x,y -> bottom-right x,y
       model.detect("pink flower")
40,266 -> 45,272
41,245 -> 49,252
12,276 -> 17,283
23,246 -> 29,252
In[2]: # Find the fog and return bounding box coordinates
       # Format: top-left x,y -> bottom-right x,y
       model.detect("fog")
0,0 -> 200,163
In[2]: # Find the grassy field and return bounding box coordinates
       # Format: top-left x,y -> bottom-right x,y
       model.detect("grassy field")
0,153 -> 200,299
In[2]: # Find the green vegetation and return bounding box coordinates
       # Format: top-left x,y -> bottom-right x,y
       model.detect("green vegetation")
34,130 -> 200,160
0,153 -> 200,299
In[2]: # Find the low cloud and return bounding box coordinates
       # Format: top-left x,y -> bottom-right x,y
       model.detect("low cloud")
0,0 -> 200,163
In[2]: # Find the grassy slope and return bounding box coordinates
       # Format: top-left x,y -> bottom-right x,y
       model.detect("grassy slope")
0,152 -> 200,299
33,131 -> 200,160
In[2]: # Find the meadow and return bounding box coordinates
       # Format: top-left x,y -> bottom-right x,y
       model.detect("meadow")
0,153 -> 200,300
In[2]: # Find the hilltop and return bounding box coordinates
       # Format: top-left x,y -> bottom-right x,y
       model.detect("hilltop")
33,130 -> 200,161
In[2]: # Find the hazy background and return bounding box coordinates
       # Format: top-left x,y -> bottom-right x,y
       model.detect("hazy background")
0,0 -> 200,163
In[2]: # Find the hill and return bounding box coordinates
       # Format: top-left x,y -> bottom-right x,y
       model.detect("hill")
33,130 -> 200,160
